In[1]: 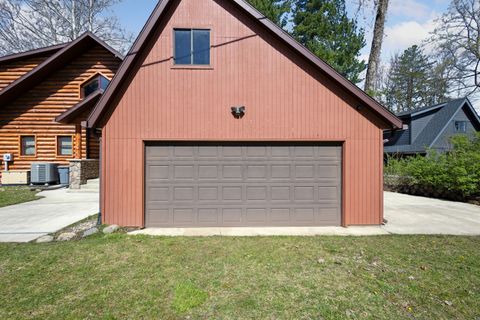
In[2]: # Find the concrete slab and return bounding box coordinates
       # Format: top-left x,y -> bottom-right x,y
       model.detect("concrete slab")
131,192 -> 480,237
383,191 -> 480,235
0,188 -> 99,243
129,226 -> 389,237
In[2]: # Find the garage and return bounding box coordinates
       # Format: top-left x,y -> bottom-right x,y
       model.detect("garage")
87,0 -> 402,227
145,143 -> 342,227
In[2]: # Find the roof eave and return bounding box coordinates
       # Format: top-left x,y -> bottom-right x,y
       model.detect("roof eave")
55,89 -> 104,124
0,43 -> 66,64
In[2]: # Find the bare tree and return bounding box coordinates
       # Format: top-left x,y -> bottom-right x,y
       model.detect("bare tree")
430,0 -> 480,98
364,0 -> 389,94
0,0 -> 132,55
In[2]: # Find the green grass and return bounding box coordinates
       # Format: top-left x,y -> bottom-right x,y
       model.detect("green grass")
0,186 -> 42,207
0,235 -> 479,319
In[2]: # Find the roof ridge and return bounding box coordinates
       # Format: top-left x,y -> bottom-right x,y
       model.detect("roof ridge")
0,43 -> 66,64
0,32 -> 123,107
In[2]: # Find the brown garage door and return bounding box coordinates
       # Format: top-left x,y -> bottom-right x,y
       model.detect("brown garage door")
145,143 -> 342,227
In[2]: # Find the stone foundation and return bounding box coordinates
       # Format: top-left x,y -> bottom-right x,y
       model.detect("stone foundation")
69,159 -> 99,189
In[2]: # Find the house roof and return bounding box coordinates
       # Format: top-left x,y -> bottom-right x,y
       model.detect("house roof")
55,89 -> 104,124
385,98 -> 480,154
0,43 -> 66,64
396,101 -> 449,118
86,0 -> 402,129
0,32 -> 123,108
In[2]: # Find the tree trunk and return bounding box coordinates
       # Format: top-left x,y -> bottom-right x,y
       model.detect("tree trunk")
364,0 -> 389,94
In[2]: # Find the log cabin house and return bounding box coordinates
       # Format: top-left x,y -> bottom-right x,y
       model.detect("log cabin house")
0,32 -> 122,186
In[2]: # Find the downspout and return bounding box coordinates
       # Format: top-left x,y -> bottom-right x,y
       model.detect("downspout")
97,133 -> 102,226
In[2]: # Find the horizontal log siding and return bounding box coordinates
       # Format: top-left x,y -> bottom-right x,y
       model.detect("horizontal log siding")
0,45 -> 119,176
102,0 -> 385,226
0,55 -> 51,92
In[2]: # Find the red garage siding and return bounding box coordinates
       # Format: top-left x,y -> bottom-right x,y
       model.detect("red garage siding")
98,0 -> 397,227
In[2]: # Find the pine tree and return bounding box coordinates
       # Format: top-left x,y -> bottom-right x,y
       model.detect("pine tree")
292,0 -> 366,84
247,0 -> 291,27
382,45 -> 448,113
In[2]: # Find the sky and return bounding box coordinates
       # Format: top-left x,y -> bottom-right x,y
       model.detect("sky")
113,0 -> 451,64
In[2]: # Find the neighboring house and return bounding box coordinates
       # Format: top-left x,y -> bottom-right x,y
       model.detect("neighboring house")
86,0 -> 402,228
0,32 -> 122,185
384,98 -> 480,156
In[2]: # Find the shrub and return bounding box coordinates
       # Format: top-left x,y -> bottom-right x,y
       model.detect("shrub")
385,133 -> 480,200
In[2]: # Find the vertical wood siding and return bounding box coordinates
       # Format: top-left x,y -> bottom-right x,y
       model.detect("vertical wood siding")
102,0 -> 385,226
0,45 -> 119,175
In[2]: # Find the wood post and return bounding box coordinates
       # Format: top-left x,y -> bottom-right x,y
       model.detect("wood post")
75,124 -> 82,159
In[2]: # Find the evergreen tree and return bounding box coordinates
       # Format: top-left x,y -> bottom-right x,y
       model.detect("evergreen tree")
383,45 -> 448,113
292,0 -> 366,84
247,0 -> 291,27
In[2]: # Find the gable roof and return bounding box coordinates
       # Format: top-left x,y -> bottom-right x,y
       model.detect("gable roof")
0,43 -> 66,64
86,0 -> 402,129
385,98 -> 480,154
396,101 -> 448,118
0,32 -> 123,108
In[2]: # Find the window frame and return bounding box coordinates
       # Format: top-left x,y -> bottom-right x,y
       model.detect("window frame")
79,73 -> 111,99
454,121 -> 467,133
19,135 -> 36,158
172,27 -> 213,68
56,135 -> 74,157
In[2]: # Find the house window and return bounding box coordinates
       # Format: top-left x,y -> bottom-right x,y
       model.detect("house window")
81,74 -> 110,98
20,136 -> 35,156
455,121 -> 467,133
174,29 -> 211,65
57,136 -> 73,156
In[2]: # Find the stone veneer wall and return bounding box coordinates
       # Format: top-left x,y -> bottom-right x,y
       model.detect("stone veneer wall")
69,159 -> 99,189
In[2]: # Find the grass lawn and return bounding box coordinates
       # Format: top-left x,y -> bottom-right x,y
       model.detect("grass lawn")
0,235 -> 479,319
0,186 -> 42,208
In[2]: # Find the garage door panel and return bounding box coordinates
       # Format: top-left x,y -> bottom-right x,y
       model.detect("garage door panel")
147,209 -> 171,225
293,208 -> 315,222
222,208 -> 243,223
145,143 -> 342,227
222,186 -> 243,201
198,187 -> 219,201
173,208 -> 195,224
270,208 -> 291,223
317,208 -> 340,222
198,208 -> 219,224
247,165 -> 267,179
294,186 -> 315,201
271,186 -> 290,201
198,146 -> 219,157
222,165 -> 243,179
198,165 -> 219,179
174,187 -> 195,201
149,187 -> 169,202
319,186 -> 339,200
174,165 -> 194,179
246,208 -> 267,223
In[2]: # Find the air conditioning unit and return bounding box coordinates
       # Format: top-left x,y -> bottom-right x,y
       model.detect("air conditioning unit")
31,163 -> 58,185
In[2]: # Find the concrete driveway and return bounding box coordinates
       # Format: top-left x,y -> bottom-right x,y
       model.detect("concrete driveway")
0,188 -> 98,242
384,191 -> 480,235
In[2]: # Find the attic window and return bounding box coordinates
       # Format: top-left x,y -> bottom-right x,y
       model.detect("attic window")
81,74 -> 110,98
455,121 -> 467,133
174,29 -> 210,65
